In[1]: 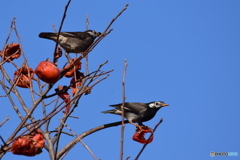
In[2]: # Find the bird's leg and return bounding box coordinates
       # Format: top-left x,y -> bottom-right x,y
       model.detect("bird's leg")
64,52 -> 72,62
135,123 -> 153,131
129,122 -> 144,131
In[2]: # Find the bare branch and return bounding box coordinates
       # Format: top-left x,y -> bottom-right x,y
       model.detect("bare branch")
126,156 -> 131,160
0,2 -> 130,160
120,59 -> 128,160
134,118 -> 164,160
53,61 -> 112,155
63,3 -> 129,64
57,120 -> 129,159
60,120 -> 99,160
3,17 -> 16,47
85,14 -> 90,75
0,116 -> 10,127
53,0 -> 72,63
103,4 -> 129,33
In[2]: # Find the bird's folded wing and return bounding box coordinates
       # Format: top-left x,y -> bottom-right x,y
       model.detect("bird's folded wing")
110,103 -> 147,114
60,32 -> 88,40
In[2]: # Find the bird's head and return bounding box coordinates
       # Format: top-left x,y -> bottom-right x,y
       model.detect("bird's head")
86,30 -> 101,38
148,101 -> 169,109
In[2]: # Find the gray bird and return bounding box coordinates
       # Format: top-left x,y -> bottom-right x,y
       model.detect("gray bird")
39,30 -> 101,53
102,101 -> 169,129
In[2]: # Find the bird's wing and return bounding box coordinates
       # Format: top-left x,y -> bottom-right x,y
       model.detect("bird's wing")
60,32 -> 89,40
109,103 -> 148,114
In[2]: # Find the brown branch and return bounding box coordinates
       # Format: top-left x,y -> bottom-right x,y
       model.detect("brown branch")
5,85 -> 52,145
85,14 -> 90,75
120,60 -> 128,160
2,17 -> 16,48
57,120 -> 129,159
61,3 -> 129,67
51,24 -> 58,32
0,95 -> 75,154
126,156 -> 131,160
60,120 -> 99,160
0,116 -> 10,127
13,18 -> 28,63
103,4 -> 129,33
45,61 -> 111,99
55,4 -> 130,153
52,62 -> 112,151
0,3 -> 129,159
134,118 -> 164,160
90,74 -> 110,89
0,71 -> 24,120
53,0 -> 72,63
47,130 -> 74,137
82,60 -> 109,87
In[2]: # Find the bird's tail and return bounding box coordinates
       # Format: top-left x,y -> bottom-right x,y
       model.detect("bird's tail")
101,109 -> 122,114
101,110 -> 113,114
39,32 -> 57,40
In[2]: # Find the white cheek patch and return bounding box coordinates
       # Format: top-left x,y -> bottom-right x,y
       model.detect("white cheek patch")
87,31 -> 99,38
149,103 -> 155,108
87,32 -> 94,37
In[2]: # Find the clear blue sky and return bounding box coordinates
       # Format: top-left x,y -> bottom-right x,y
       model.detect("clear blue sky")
0,0 -> 239,160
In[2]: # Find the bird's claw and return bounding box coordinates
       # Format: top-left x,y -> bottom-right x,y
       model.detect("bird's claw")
135,125 -> 152,132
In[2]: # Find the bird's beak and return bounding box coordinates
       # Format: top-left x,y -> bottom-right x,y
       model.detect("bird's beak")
162,104 -> 169,107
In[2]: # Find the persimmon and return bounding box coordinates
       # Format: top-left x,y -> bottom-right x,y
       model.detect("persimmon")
35,60 -> 60,83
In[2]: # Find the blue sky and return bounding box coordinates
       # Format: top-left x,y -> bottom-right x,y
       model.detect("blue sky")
0,0 -> 240,160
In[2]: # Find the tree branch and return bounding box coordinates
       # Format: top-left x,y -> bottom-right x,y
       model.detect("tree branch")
53,0 -> 72,64
120,60 -> 128,160
60,120 -> 99,160
134,118 -> 164,160
57,120 -> 129,159
0,116 -> 10,127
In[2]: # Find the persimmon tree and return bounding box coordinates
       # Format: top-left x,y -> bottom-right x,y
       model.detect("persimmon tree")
0,2 -> 163,160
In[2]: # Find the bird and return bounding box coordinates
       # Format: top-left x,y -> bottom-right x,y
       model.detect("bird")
39,30 -> 101,53
101,101 -> 169,129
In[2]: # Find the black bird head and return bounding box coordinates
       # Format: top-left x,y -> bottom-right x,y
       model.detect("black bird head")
148,101 -> 169,109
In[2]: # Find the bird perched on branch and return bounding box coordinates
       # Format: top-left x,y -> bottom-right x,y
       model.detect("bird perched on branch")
39,30 -> 101,53
102,101 -> 169,129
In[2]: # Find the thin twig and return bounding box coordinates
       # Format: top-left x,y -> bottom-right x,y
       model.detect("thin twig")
59,4 -> 129,77
52,24 -> 58,32
0,3 -> 129,159
45,61 -> 111,99
53,0 -> 72,63
53,61 -> 111,152
120,60 -> 127,160
103,4 -> 129,33
56,5 -> 129,158
6,84 -> 52,146
47,130 -> 74,137
13,18 -> 28,64
60,120 -> 99,160
1,97 -> 73,150
57,120 -> 129,158
2,17 -> 15,48
0,116 -> 10,127
85,14 -> 89,75
82,60 -> 109,87
90,74 -> 110,89
134,118 -> 164,160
